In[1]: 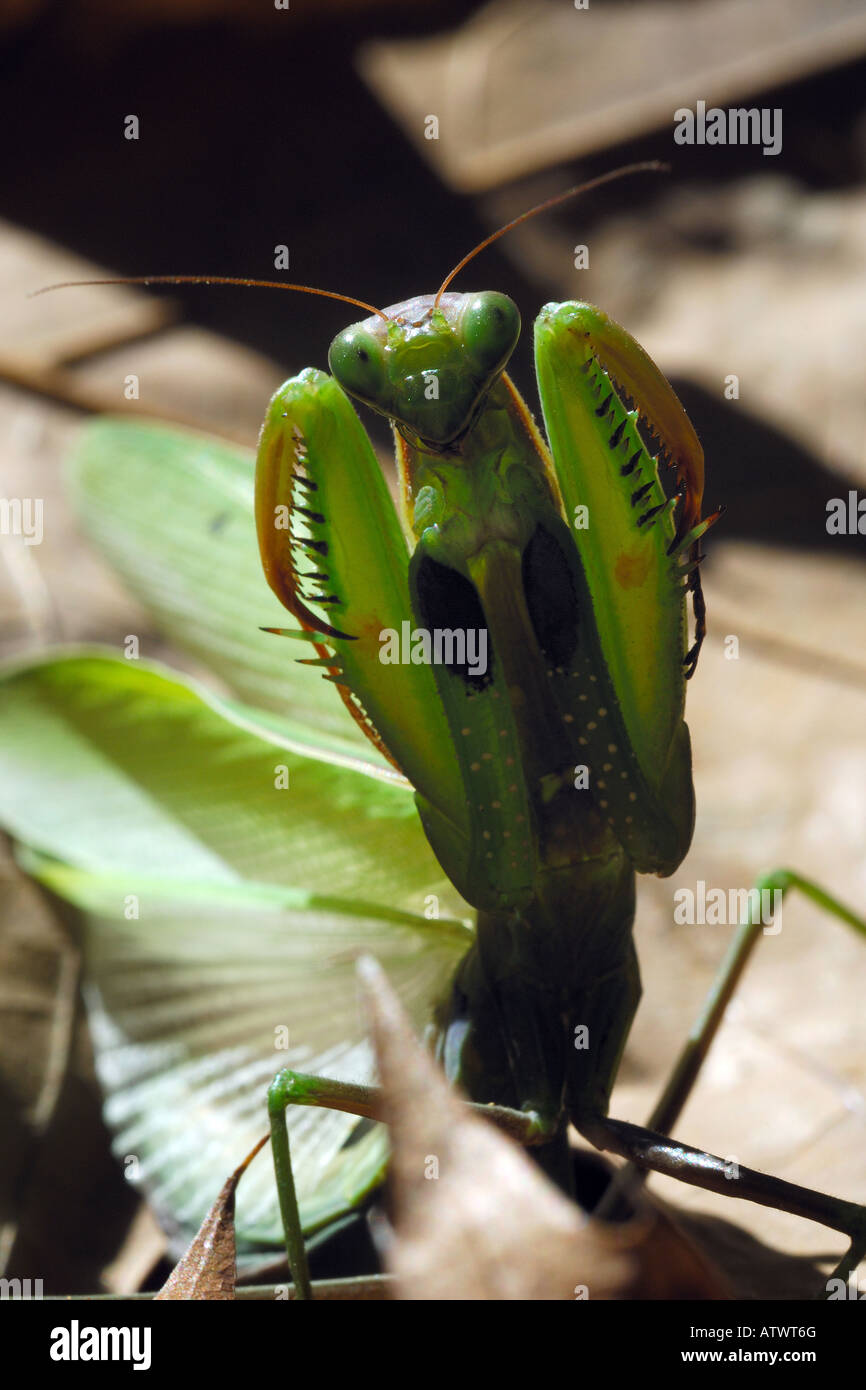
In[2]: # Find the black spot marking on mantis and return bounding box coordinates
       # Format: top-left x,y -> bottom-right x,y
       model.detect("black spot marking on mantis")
291,472 -> 318,491
522,525 -> 579,669
630,481 -> 654,507
621,448 -> 642,477
594,391 -> 613,418
304,539 -> 329,556
293,506 -> 326,524
414,554 -> 492,691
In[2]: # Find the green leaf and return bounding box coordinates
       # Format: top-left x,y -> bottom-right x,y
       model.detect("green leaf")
69,418 -> 391,771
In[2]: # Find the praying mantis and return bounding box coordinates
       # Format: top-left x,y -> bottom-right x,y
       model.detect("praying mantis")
30,164 -> 866,1298
252,167 -> 866,1296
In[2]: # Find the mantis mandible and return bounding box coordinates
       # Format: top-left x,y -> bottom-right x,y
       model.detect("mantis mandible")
39,163 -> 866,1296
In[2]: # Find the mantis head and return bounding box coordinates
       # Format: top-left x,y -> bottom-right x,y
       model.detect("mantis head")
328,291 -> 520,448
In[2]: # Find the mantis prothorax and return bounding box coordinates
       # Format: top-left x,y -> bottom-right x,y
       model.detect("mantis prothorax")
39,163 -> 866,1296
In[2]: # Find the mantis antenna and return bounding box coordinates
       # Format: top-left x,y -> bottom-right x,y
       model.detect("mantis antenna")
433,160 -> 670,308
29,275 -> 391,323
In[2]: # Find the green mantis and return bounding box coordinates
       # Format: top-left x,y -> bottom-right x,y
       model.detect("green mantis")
20,164 -> 866,1296
245,169 -> 866,1293
256,291 -> 705,1130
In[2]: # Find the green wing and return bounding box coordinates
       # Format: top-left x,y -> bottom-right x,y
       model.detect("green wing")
0,654 -> 470,1251
28,855 -> 469,1251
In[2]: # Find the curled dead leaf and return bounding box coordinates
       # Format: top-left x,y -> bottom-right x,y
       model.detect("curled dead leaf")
155,1133 -> 268,1301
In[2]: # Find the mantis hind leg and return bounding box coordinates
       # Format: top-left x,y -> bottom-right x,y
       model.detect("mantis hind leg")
649,870 -> 866,1137
577,1113 -> 866,1289
582,870 -> 866,1286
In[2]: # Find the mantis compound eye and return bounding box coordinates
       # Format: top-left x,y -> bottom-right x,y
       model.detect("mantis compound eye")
328,327 -> 387,404
460,292 -> 520,373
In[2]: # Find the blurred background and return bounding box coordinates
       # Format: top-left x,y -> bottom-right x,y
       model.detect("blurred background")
1,0 -> 865,1296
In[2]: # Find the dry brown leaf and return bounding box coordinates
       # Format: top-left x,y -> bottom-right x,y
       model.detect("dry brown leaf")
155,1134 -> 268,1301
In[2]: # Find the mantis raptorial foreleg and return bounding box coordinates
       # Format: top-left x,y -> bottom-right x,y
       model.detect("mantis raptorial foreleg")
535,302 -> 713,676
